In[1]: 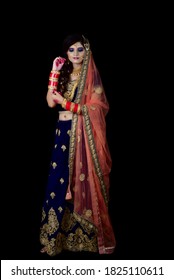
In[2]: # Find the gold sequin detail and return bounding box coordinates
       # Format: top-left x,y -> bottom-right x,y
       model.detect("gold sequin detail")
61,145 -> 66,152
84,209 -> 92,218
58,206 -> 63,213
56,129 -> 61,136
60,178 -> 64,184
50,192 -> 56,199
41,208 -> 46,222
52,162 -> 57,169
90,105 -> 96,110
67,130 -> 71,136
79,173 -> 85,181
94,85 -> 103,94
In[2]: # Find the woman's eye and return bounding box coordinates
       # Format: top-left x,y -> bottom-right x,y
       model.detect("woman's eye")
78,47 -> 84,52
69,48 -> 74,52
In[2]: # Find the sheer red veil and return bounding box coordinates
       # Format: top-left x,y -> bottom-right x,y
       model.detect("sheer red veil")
68,36 -> 116,254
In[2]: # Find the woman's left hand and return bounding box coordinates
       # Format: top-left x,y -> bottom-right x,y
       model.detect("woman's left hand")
51,91 -> 64,104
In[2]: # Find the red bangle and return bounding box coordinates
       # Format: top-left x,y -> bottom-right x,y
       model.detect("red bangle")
48,80 -> 58,87
50,71 -> 60,78
49,77 -> 58,82
74,103 -> 78,113
65,101 -> 71,111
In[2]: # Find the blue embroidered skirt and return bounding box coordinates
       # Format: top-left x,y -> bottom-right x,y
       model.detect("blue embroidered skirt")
40,119 -> 98,256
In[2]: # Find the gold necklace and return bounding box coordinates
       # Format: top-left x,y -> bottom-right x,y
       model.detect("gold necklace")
70,68 -> 81,77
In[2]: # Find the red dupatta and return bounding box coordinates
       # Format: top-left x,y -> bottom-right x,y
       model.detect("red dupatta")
68,38 -> 116,254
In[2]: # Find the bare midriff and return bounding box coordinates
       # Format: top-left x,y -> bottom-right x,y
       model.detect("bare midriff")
59,110 -> 73,121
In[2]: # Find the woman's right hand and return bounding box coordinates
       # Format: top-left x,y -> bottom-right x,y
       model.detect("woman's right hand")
52,56 -> 66,71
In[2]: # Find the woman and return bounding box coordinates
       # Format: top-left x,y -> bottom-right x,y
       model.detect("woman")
40,33 -> 116,256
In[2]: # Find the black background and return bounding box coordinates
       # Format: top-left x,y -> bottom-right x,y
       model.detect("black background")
2,4 -> 173,260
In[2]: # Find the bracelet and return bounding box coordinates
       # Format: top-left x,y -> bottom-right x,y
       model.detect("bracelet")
70,103 -> 75,112
65,101 -> 71,111
77,104 -> 81,114
48,80 -> 58,87
51,70 -> 60,74
61,98 -> 67,109
50,70 -> 60,76
49,77 -> 58,81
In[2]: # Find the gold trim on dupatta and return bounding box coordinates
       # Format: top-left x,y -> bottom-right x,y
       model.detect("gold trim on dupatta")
82,105 -> 108,205
68,39 -> 90,185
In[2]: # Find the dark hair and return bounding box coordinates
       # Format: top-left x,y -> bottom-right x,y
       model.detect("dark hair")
62,33 -> 85,54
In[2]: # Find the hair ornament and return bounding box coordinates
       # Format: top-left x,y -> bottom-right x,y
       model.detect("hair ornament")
82,35 -> 90,51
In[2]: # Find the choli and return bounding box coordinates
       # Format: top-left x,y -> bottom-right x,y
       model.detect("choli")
63,79 -> 79,101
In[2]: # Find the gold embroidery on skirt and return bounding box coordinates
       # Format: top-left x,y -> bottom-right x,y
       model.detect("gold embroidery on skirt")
40,208 -> 98,256
42,227 -> 98,256
41,207 -> 59,236
73,212 -> 97,235
63,227 -> 97,252
41,208 -> 46,222
61,207 -> 77,232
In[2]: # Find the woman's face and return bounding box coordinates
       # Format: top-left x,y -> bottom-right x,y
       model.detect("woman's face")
67,42 -> 85,65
